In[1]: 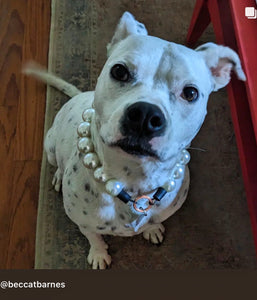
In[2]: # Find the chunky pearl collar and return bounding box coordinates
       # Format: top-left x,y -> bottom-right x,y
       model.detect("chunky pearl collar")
77,108 -> 190,215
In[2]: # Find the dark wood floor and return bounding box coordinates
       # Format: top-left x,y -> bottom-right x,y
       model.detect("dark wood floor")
0,0 -> 50,269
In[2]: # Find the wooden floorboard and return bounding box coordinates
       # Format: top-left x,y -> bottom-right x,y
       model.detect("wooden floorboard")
0,0 -> 50,269
6,161 -> 41,269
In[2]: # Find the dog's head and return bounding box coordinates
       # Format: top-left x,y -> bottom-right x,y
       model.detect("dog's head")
93,12 -> 245,164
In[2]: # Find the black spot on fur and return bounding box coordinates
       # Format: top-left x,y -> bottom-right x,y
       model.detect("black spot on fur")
68,117 -> 73,123
74,193 -> 78,198
67,180 -> 71,185
68,208 -> 71,212
60,157 -> 64,167
73,164 -> 78,172
84,198 -> 89,203
111,226 -> 116,231
119,214 -> 125,220
169,91 -> 176,102
49,146 -> 55,153
83,210 -> 87,215
123,166 -> 131,176
85,183 -> 90,192
96,226 -> 106,230
148,217 -> 155,224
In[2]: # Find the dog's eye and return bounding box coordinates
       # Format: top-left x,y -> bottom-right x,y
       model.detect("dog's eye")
181,86 -> 199,102
110,64 -> 130,82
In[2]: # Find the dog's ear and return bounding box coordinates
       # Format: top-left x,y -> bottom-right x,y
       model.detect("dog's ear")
107,12 -> 148,57
195,42 -> 246,91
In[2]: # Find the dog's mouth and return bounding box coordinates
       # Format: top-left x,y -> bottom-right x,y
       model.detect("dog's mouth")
111,138 -> 159,159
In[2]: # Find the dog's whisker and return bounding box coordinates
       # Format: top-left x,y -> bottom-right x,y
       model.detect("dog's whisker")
187,147 -> 207,152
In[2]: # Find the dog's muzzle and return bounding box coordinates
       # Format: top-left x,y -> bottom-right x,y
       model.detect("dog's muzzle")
114,102 -> 166,157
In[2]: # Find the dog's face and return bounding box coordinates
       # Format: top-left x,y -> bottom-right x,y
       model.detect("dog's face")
93,12 -> 245,163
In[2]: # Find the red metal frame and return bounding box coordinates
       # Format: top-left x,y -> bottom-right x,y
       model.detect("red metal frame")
186,0 -> 257,256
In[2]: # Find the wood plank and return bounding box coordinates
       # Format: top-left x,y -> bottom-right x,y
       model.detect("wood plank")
0,1 -> 25,107
16,0 -> 51,161
0,106 -> 17,268
0,0 -> 51,268
5,161 -> 41,269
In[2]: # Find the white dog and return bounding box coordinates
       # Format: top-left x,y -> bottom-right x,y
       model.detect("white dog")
25,12 -> 245,269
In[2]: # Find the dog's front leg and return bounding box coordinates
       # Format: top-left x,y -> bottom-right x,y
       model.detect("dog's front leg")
79,227 -> 111,269
143,223 -> 165,245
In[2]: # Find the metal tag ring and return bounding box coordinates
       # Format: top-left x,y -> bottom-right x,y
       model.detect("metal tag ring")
133,195 -> 155,213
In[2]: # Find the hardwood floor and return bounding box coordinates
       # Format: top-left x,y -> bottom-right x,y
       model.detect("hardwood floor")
0,0 -> 50,269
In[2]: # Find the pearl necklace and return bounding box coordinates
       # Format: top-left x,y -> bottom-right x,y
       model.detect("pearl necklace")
77,108 -> 190,215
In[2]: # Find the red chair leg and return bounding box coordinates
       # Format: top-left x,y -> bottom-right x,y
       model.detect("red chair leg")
186,0 -> 210,47
206,0 -> 257,255
207,0 -> 237,47
187,0 -> 257,255
227,78 -> 257,257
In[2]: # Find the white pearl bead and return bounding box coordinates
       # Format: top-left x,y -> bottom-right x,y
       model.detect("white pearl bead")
163,179 -> 176,192
173,163 -> 184,179
77,137 -> 94,153
179,149 -> 190,165
82,108 -> 95,122
77,122 -> 91,137
105,180 -> 124,196
83,153 -> 100,169
94,167 -> 108,183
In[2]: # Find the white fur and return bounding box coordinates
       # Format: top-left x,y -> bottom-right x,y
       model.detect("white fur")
23,61 -> 82,98
26,12 -> 245,269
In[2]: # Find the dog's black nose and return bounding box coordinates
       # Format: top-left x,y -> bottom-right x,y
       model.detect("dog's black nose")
121,102 -> 166,138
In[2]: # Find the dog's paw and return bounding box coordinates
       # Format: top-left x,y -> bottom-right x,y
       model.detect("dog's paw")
143,223 -> 165,244
52,168 -> 62,192
87,247 -> 112,270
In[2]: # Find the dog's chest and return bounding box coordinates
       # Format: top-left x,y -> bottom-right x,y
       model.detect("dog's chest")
62,159 -> 147,235
61,152 -> 189,236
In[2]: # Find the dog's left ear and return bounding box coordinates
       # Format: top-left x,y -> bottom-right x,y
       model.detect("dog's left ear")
107,12 -> 148,57
195,42 -> 246,91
